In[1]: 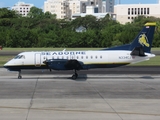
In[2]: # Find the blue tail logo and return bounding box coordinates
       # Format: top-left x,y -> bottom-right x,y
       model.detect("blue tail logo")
138,33 -> 149,47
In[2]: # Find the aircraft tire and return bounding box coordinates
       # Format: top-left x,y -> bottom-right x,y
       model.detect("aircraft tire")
72,74 -> 77,80
75,73 -> 78,77
18,75 -> 22,79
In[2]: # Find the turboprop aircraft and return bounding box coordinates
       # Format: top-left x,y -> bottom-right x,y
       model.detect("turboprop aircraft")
4,22 -> 156,79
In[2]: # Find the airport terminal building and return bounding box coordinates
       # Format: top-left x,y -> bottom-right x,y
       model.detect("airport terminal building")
114,2 -> 160,24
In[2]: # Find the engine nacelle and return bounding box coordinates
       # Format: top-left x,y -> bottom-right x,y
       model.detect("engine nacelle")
43,59 -> 83,70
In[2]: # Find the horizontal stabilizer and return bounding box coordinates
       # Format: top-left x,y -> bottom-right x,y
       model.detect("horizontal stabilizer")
130,47 -> 146,56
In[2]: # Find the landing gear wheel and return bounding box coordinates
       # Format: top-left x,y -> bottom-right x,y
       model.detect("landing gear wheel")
75,73 -> 78,77
72,74 -> 77,80
72,69 -> 78,80
18,75 -> 22,79
18,70 -> 22,79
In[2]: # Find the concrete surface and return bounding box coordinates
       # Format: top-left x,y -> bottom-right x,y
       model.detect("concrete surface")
0,68 -> 160,120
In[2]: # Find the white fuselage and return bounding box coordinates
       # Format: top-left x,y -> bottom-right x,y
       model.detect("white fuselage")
4,50 -> 155,70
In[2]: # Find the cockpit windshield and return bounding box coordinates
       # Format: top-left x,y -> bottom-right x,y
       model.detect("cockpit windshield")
14,55 -> 25,59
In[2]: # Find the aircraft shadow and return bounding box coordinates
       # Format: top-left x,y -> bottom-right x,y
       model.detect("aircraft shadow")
9,74 -> 88,81
4,74 -> 158,80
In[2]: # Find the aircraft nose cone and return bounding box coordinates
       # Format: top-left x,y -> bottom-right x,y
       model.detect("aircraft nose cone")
3,63 -> 8,68
3,61 -> 12,69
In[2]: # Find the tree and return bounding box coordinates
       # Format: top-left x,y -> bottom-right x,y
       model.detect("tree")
0,8 -> 160,48
27,7 -> 44,19
71,15 -> 97,30
0,8 -> 20,18
44,11 -> 56,19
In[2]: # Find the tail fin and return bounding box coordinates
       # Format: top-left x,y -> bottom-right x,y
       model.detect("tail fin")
102,22 -> 156,53
129,22 -> 156,53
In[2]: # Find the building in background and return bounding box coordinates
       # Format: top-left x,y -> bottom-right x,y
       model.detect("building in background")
114,2 -> 160,24
72,5 -> 116,20
44,0 -> 66,19
94,0 -> 103,13
68,0 -> 83,18
102,0 -> 106,13
86,0 -> 114,13
10,0 -> 160,24
44,0 -> 85,19
106,0 -> 114,12
11,2 -> 34,16
44,0 -> 115,19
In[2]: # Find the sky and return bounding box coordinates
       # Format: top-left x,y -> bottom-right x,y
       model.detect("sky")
0,0 -> 159,9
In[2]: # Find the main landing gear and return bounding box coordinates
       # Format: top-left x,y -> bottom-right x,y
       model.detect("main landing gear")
18,70 -> 22,79
72,69 -> 78,80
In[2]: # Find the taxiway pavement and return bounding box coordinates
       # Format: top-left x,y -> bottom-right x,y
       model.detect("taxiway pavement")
0,68 -> 160,120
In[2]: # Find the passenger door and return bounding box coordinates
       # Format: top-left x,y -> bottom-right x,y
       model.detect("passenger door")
35,53 -> 41,67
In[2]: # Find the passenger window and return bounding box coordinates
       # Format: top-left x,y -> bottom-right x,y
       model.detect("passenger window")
77,56 -> 79,59
41,52 -> 45,55
81,56 -> 83,59
86,56 -> 88,59
95,56 -> 97,59
100,56 -> 102,59
91,56 -> 93,59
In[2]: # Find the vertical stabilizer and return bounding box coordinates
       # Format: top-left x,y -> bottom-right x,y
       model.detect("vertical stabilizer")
129,22 -> 156,53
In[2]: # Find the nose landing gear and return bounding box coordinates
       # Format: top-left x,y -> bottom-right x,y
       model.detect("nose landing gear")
18,70 -> 22,79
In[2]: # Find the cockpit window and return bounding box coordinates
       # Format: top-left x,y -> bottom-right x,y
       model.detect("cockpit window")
14,55 -> 20,59
14,55 -> 25,59
19,55 -> 25,59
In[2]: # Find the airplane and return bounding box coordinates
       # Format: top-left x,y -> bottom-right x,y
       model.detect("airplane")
4,22 -> 156,80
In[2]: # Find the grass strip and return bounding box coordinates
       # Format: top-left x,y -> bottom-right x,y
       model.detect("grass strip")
129,56 -> 160,66
1,47 -> 160,50
0,56 -> 14,66
0,48 -> 102,51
